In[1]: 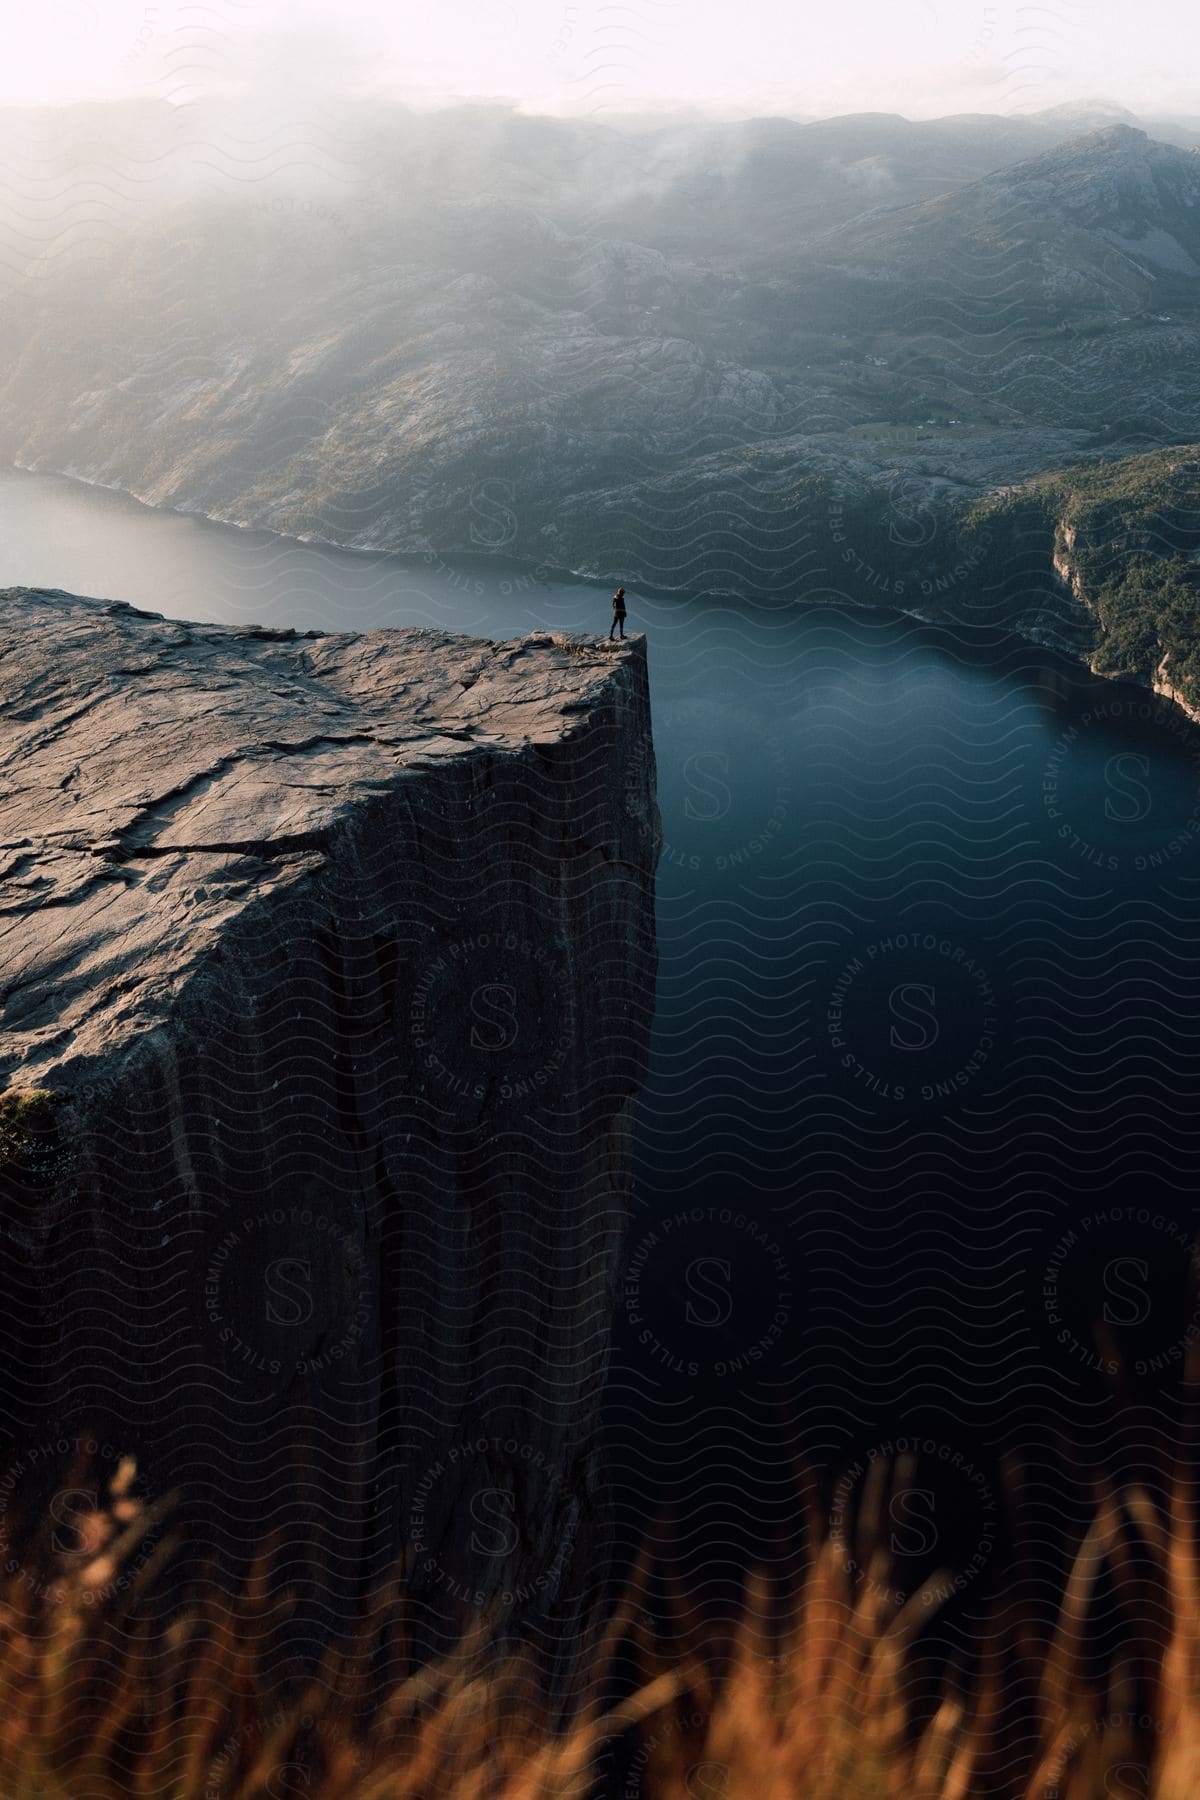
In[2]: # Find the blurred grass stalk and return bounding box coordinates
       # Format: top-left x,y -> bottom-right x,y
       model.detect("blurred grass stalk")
0,1442 -> 1192,1799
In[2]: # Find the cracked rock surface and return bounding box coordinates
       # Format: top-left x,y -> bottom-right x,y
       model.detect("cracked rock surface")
0,587 -> 660,1673
0,588 -> 649,1086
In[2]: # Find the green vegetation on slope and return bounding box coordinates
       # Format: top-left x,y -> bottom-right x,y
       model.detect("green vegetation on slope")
0,1088 -> 68,1199
962,446 -> 1200,702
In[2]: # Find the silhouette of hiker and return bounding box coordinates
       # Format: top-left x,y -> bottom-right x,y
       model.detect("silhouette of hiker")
609,586 -> 627,640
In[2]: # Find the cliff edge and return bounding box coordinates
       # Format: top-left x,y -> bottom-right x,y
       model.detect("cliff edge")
953,448 -> 1200,722
0,588 -> 660,1669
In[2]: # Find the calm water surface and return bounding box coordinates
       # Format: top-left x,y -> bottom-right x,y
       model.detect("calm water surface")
5,466 -> 1200,1607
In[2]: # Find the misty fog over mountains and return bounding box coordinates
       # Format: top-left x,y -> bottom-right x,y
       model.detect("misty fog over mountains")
1,97 -> 1198,601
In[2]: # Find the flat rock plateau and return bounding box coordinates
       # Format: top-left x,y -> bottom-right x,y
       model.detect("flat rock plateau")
0,588 -> 660,1677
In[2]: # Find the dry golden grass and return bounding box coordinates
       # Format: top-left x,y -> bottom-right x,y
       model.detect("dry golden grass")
0,1447 -> 1190,1800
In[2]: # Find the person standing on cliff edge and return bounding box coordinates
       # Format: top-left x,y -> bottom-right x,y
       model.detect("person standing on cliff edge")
609,586 -> 627,640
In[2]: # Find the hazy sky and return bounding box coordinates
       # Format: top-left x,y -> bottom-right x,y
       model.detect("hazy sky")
8,0 -> 1200,120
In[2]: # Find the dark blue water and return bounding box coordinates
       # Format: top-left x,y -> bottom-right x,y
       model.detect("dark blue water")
5,467 -> 1200,1624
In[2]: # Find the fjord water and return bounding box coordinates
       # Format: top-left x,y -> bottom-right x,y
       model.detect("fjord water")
6,467 -> 1200,1609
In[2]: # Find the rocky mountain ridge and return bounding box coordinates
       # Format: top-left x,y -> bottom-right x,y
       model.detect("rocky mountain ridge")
3,120 -> 1196,584
1,109 -> 1198,716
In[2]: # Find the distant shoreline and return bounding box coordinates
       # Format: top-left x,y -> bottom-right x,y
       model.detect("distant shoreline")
9,458 -> 1200,732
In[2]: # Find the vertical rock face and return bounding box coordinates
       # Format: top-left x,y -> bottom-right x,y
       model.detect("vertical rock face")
0,589 -> 659,1665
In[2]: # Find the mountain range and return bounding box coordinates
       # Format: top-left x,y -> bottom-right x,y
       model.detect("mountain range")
1,99 -> 1198,699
